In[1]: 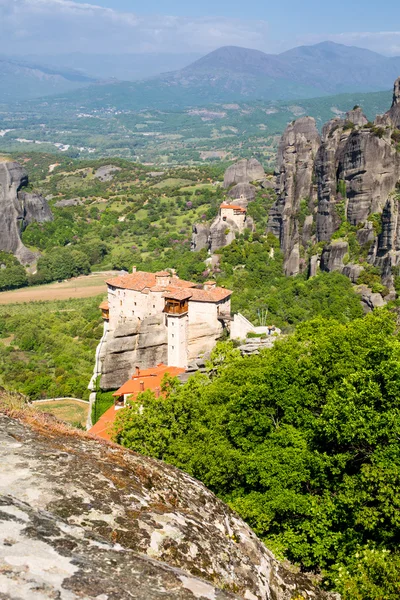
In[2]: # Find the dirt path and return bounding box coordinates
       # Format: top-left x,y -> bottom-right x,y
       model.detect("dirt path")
0,271 -> 118,305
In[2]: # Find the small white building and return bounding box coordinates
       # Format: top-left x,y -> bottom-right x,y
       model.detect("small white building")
219,203 -> 247,232
104,269 -> 232,369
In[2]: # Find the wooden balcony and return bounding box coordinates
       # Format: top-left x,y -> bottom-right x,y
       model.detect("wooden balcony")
163,299 -> 188,315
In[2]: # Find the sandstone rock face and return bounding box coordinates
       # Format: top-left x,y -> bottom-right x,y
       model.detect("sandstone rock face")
320,241 -> 349,272
387,76 -> 400,127
346,106 -> 368,127
101,315 -> 168,389
267,117 -> 320,275
192,211 -> 254,254
223,158 -> 265,188
54,197 -> 84,208
355,284 -> 386,312
0,161 -> 53,264
191,222 -> 210,251
227,182 -> 257,205
0,409 -> 336,600
209,214 -> 254,253
270,78 -> 400,289
94,164 -> 121,182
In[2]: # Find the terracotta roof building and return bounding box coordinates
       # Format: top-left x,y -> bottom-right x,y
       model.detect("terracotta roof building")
89,363 -> 185,441
102,268 -> 232,371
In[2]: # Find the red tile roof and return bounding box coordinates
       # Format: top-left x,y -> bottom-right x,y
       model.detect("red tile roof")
89,405 -> 116,441
99,300 -> 109,310
190,287 -> 232,303
113,363 -> 185,397
154,271 -> 170,276
220,204 -> 246,212
106,271 -> 231,304
107,271 -> 195,292
163,289 -> 193,301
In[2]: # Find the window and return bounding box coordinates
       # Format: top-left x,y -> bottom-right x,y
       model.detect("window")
172,346 -> 174,350
171,321 -> 175,326
153,305 -> 155,308
134,302 -> 137,306
172,334 -> 174,338
120,301 -> 122,306
132,311 -> 135,316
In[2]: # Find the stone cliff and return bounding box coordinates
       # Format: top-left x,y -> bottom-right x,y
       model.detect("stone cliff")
223,158 -> 266,188
100,315 -> 168,390
268,117 -> 320,275
268,77 -> 400,284
192,159 -> 266,253
0,400 -> 337,600
0,161 -> 53,264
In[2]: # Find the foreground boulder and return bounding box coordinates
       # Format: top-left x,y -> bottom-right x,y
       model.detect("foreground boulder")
0,161 -> 53,264
0,407 -> 336,600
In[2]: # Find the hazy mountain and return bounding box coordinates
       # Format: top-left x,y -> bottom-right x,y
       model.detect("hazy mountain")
276,42 -> 400,93
19,52 -> 203,82
3,42 -> 400,107
0,57 -> 95,102
29,41 -> 398,112
167,42 -> 400,95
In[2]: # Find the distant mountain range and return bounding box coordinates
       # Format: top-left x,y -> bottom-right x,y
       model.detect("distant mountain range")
0,57 -> 95,102
2,42 -> 400,107
18,52 -> 203,82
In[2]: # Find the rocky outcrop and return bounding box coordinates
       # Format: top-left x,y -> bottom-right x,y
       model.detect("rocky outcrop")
0,161 -> 53,264
320,241 -> 349,272
223,158 -> 265,188
355,284 -> 386,312
94,164 -> 121,182
192,208 -> 254,253
269,78 -> 400,288
0,407 -> 337,600
209,213 -> 254,253
54,197 -> 84,208
267,117 -> 321,275
387,76 -> 400,127
101,315 -> 168,389
191,222 -> 210,252
227,182 -> 257,205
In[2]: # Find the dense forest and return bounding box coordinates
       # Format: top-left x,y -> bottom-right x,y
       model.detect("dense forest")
114,311 -> 400,599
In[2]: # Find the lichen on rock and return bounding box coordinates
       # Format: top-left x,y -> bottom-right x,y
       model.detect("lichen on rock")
0,408 -> 337,600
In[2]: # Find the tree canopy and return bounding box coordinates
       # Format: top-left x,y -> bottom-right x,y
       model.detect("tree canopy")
114,311 -> 400,598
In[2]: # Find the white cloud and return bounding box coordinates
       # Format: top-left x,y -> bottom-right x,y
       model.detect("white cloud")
0,0 -> 270,55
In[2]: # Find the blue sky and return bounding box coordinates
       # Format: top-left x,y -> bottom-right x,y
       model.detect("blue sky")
0,0 -> 399,56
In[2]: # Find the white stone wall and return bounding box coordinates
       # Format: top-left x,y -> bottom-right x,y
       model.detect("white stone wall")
167,314 -> 188,368
108,286 -> 164,330
231,313 -> 256,340
220,208 -> 247,232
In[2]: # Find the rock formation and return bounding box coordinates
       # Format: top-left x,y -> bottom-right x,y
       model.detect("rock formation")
101,315 -> 168,389
223,158 -> 265,188
94,164 -> 121,182
268,78 -> 400,287
192,207 -> 255,254
267,117 -> 321,275
227,182 -> 257,206
54,197 -> 84,208
192,161 -> 266,253
191,222 -> 210,252
387,76 -> 400,127
0,161 -> 53,264
0,405 -> 337,600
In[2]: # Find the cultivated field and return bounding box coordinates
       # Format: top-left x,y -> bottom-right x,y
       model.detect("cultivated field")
34,400 -> 89,427
0,271 -> 118,304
